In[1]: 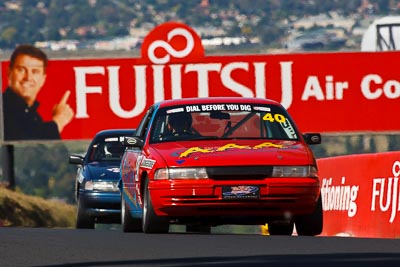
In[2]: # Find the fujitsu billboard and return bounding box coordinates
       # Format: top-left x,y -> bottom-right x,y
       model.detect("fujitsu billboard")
1,21 -> 400,142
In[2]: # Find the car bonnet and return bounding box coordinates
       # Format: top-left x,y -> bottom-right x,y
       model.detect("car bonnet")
151,139 -> 312,167
86,161 -> 121,181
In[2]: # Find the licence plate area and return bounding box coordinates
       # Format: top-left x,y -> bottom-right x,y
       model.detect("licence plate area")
222,185 -> 260,200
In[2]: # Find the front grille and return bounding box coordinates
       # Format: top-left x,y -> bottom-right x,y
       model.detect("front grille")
206,166 -> 273,180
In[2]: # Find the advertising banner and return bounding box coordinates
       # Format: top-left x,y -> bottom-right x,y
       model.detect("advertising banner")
318,152 -> 400,238
2,21 -> 400,141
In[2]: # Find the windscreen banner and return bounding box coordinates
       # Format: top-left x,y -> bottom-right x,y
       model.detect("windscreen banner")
2,21 -> 400,142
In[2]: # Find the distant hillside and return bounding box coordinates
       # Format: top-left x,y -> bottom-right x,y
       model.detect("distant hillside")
0,0 -> 392,50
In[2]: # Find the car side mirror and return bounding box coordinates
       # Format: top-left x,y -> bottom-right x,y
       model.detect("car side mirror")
303,133 -> 321,145
69,154 -> 84,165
122,136 -> 144,148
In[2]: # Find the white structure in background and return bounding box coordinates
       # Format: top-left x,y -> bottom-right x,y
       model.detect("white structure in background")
361,16 -> 400,51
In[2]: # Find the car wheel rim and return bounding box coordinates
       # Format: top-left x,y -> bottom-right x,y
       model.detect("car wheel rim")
143,198 -> 147,220
143,189 -> 148,225
121,195 -> 125,225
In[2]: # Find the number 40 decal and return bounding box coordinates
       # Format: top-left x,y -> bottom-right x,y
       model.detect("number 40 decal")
262,113 -> 286,123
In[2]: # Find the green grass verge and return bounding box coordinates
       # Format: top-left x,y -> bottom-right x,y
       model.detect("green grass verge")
0,186 -> 76,228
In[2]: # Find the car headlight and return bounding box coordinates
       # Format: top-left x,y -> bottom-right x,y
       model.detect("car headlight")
154,167 -> 209,180
84,181 -> 119,192
271,166 -> 318,178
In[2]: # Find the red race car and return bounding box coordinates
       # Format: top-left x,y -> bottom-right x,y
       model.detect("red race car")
119,97 -> 322,235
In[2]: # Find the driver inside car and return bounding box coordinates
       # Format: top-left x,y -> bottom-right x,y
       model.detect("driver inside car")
165,112 -> 197,139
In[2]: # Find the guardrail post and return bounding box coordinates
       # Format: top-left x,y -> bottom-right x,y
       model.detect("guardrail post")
1,144 -> 15,190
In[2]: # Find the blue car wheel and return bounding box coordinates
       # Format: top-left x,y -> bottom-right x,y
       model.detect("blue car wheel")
76,197 -> 95,229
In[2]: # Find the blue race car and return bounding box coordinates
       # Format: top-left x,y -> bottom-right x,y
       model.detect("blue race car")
69,129 -> 134,229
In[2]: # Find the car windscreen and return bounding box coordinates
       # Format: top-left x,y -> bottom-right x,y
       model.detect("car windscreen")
149,103 -> 300,143
88,136 -> 125,162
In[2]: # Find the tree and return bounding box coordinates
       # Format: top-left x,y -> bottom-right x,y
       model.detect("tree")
13,143 -> 75,202
0,27 -> 17,47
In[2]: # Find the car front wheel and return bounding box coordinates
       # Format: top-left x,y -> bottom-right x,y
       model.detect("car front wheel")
121,192 -> 142,232
186,224 -> 211,234
76,197 -> 95,229
295,195 -> 323,236
268,221 -> 294,235
142,178 -> 169,233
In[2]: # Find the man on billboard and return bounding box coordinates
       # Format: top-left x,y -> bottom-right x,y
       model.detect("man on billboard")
2,45 -> 74,141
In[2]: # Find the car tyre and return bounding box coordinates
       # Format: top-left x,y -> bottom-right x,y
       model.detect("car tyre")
76,197 -> 95,229
186,224 -> 211,234
142,179 -> 169,233
121,192 -> 142,232
295,195 -> 323,236
268,221 -> 294,235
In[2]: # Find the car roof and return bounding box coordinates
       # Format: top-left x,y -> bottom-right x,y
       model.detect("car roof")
93,129 -> 135,138
156,97 -> 281,108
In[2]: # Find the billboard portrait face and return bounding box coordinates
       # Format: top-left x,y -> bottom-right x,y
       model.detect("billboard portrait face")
7,54 -> 47,107
1,45 -> 74,142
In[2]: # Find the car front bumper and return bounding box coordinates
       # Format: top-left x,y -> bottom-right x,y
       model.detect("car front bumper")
149,178 -> 320,221
79,191 -> 121,217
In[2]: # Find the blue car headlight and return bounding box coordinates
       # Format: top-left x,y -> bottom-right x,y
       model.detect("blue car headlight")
84,181 -> 119,192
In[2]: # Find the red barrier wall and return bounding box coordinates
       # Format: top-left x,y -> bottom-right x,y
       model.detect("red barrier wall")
317,152 -> 400,238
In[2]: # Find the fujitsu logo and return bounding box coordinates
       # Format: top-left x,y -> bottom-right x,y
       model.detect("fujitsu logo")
371,161 -> 400,223
141,21 -> 205,64
147,27 -> 194,64
72,22 -> 294,119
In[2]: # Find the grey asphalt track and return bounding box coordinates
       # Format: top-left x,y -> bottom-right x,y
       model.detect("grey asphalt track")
0,227 -> 399,267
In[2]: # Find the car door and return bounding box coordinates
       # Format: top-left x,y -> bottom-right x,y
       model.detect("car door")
121,106 -> 154,211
